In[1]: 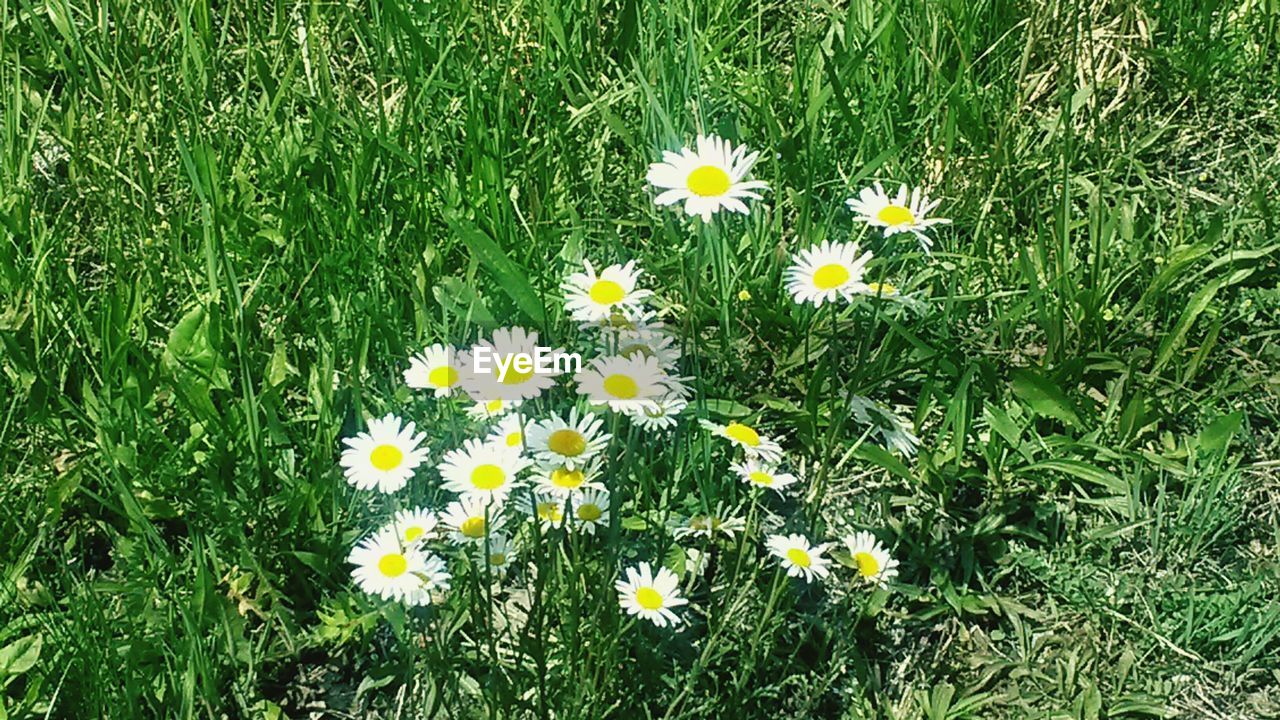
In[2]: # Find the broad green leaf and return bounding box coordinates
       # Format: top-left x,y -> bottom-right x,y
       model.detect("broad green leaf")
434,277 -> 497,330
165,304 -> 229,387
162,301 -> 230,420
1118,390 -> 1146,442
290,551 -> 330,577
447,218 -> 545,326
620,515 -> 648,531
1080,681 -> 1102,720
1142,243 -> 1211,303
1021,459 -> 1127,495
851,442 -> 912,480
1154,277 -> 1223,372
267,340 -> 289,387
0,634 -> 41,677
663,542 -> 686,578
165,304 -> 210,370
983,403 -> 1024,448
1197,412 -> 1242,454
1198,241 -> 1279,277
1010,368 -> 1081,428
702,398 -> 753,418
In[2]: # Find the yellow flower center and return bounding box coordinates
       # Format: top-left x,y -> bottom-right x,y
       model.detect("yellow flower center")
403,525 -> 426,542
854,551 -> 880,577
865,281 -> 898,296
786,548 -> 811,568
488,552 -> 507,566
460,516 -> 486,538
589,279 -> 625,305
537,502 -> 563,523
686,165 -> 731,197
505,431 -> 522,447
603,374 -> 639,399
876,204 -> 915,226
748,471 -> 773,486
812,263 -> 850,290
635,587 -> 664,610
724,422 -> 761,447
550,467 -> 585,489
369,444 -> 404,471
428,365 -> 459,388
484,399 -> 504,413
547,429 -> 587,457
378,553 -> 408,577
576,503 -> 603,522
470,464 -> 506,490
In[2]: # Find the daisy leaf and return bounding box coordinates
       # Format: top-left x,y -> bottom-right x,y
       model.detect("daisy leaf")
448,217 -> 547,327
1009,367 -> 1081,428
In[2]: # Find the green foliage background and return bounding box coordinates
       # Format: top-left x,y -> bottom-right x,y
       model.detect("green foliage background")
2,0 -> 1279,717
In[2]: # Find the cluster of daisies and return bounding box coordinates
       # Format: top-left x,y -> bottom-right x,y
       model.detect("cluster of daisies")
340,257 -> 695,609
339,131 -> 941,625
698,417 -> 900,593
647,133 -> 949,309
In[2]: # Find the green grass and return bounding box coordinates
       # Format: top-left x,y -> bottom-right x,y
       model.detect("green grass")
3,0 -> 1280,717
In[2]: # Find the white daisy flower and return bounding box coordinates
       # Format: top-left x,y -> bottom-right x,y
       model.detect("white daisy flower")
460,327 -> 561,402
440,497 -> 504,545
843,531 -> 900,589
477,533 -> 514,578
563,259 -> 652,323
340,414 -> 429,494
846,395 -> 920,457
731,459 -> 799,495
466,397 -> 521,421
766,534 -> 832,583
524,490 -> 568,531
784,240 -> 874,307
615,562 -> 688,627
403,343 -> 464,397
525,409 -> 611,470
671,508 -> 746,541
438,438 -> 531,502
845,182 -> 951,253
532,461 -> 605,496
348,528 -> 448,604
486,414 -> 528,451
699,419 -> 783,464
623,393 -> 688,431
390,507 -> 437,546
647,134 -> 770,222
568,488 -> 610,535
576,354 -> 671,413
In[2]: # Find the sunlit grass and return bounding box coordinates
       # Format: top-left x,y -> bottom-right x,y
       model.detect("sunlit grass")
2,0 -> 1279,717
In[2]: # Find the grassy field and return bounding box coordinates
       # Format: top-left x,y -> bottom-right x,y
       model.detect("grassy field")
4,0 -> 1280,717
